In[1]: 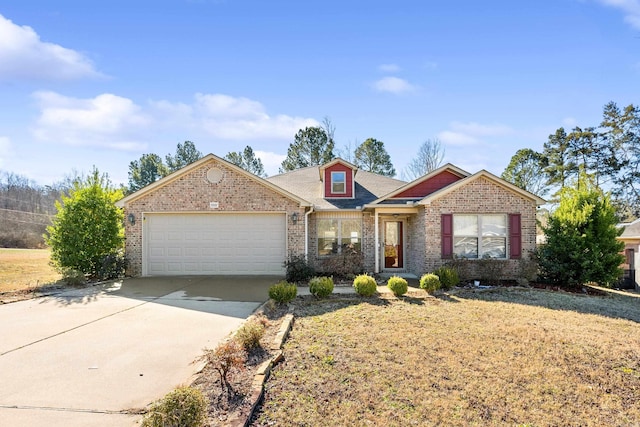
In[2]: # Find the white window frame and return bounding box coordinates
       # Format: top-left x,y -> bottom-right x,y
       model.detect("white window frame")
453,214 -> 507,259
331,171 -> 346,194
317,218 -> 361,256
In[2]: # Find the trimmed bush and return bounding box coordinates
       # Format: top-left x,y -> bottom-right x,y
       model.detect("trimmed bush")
268,280 -> 297,304
353,274 -> 377,296
141,386 -> 207,427
420,273 -> 441,294
387,276 -> 408,297
432,266 -> 459,290
284,254 -> 315,283
309,276 -> 334,298
235,320 -> 265,350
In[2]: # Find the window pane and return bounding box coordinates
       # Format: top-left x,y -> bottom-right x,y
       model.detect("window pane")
454,215 -> 477,235
331,172 -> 346,193
341,219 -> 361,252
482,215 -> 506,236
454,237 -> 478,258
482,237 -> 506,258
317,219 -> 338,255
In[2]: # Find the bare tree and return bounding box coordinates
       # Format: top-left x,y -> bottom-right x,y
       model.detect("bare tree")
404,138 -> 445,180
336,139 -> 358,163
321,116 -> 336,146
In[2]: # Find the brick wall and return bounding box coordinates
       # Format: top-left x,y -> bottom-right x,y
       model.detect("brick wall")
122,158 -> 304,276
417,176 -> 538,279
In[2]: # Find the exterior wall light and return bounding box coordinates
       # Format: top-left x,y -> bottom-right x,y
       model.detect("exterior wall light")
291,212 -> 299,224
127,213 -> 136,225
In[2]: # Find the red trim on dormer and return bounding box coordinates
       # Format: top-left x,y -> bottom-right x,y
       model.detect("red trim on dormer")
324,163 -> 354,198
392,170 -> 462,199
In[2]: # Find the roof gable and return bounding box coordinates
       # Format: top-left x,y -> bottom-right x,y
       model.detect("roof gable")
619,218 -> 640,239
370,164 -> 470,204
319,158 -> 358,180
419,170 -> 546,206
116,153 -> 311,208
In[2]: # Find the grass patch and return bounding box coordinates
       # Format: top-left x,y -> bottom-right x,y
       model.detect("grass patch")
254,288 -> 640,426
0,248 -> 62,293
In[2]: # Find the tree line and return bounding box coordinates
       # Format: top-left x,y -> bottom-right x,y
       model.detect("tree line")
501,101 -> 639,220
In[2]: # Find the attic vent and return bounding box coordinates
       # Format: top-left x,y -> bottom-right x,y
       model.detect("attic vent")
207,167 -> 223,184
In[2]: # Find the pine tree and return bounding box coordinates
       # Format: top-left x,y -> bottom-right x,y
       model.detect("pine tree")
280,126 -> 335,172
353,138 -> 396,176
225,146 -> 266,177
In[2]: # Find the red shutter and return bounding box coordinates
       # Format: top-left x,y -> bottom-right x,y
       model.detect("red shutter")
509,213 -> 522,259
441,214 -> 453,259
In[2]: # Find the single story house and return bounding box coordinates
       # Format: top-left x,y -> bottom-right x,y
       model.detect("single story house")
617,218 -> 639,289
116,154 -> 545,278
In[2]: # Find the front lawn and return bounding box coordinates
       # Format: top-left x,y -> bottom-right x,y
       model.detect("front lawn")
253,288 -> 640,426
0,248 -> 62,294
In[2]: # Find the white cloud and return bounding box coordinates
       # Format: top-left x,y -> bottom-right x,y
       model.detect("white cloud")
372,76 -> 417,94
0,14 -> 102,81
0,136 -> 11,168
595,0 -> 640,29
152,93 -> 318,140
379,63 -> 401,73
31,91 -> 318,153
32,91 -> 150,151
255,150 -> 286,176
562,117 -> 578,127
437,121 -> 514,146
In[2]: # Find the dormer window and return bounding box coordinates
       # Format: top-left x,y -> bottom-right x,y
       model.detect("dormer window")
331,171 -> 346,194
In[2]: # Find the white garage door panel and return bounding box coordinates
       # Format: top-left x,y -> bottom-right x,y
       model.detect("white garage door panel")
145,213 -> 286,275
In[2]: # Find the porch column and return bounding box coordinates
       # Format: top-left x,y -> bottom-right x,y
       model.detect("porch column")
374,210 -> 379,273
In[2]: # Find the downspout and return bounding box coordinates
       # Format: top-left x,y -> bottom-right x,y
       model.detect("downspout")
374,209 -> 379,273
304,206 -> 314,260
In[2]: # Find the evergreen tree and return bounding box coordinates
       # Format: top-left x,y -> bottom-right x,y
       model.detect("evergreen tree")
501,148 -> 548,196
538,173 -> 624,287
128,153 -> 168,193
166,141 -> 203,172
225,146 -> 266,177
600,102 -> 640,218
45,168 -> 124,279
353,138 -> 396,176
543,127 -> 577,191
280,126 -> 335,172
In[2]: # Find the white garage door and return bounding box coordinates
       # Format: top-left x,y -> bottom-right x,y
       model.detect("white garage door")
144,213 -> 286,275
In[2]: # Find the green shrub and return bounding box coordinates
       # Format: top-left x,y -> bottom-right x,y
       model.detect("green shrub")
141,386 -> 207,427
268,280 -> 297,304
95,250 -> 128,280
235,320 -> 265,350
309,276 -> 334,298
353,274 -> 377,296
284,254 -> 316,283
420,273 -> 441,294
432,266 -> 459,290
387,276 -> 408,296
62,268 -> 87,286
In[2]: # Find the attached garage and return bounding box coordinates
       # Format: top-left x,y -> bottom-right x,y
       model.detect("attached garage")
144,213 -> 286,276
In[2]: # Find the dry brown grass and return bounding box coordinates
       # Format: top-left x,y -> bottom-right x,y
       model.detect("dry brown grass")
0,248 -> 62,293
253,288 -> 640,426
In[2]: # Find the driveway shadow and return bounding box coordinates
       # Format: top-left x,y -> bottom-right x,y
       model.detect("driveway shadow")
39,275 -> 283,317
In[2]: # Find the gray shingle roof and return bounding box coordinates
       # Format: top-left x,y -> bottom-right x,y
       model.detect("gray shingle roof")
267,166 -> 406,210
619,219 -> 640,239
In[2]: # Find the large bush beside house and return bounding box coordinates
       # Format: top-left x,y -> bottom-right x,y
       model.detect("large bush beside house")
45,168 -> 125,280
268,280 -> 297,304
538,174 -> 624,288
309,276 -> 334,298
420,273 -> 441,294
433,266 -> 459,290
387,276 -> 408,296
353,274 -> 377,296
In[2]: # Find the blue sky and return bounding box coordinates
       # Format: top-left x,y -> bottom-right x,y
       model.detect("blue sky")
0,0 -> 638,185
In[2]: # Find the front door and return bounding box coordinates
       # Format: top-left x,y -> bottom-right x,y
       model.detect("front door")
384,221 -> 403,269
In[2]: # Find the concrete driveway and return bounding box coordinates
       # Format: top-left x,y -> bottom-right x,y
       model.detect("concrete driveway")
0,276 -> 278,427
